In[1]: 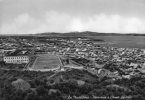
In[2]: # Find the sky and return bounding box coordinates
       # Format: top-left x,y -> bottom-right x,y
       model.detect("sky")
0,0 -> 145,34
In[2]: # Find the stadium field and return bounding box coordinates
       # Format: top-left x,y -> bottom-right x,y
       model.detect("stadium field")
31,54 -> 62,71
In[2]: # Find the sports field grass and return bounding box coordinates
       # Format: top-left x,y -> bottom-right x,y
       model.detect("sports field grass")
32,54 -> 62,70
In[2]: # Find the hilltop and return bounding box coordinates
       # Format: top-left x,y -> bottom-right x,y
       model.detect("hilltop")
37,31 -> 145,37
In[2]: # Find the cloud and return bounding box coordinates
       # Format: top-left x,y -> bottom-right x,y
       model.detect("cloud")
1,11 -> 145,34
79,14 -> 145,33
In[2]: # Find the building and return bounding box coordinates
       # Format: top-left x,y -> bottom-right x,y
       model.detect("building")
4,56 -> 29,64
3,49 -> 30,64
64,65 -> 84,70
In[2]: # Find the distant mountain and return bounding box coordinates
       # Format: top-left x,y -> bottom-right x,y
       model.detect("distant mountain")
1,31 -> 145,37
37,31 -> 145,37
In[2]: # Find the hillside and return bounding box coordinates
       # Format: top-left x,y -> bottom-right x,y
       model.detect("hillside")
0,69 -> 145,100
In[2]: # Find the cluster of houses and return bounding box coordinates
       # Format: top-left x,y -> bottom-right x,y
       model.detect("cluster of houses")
53,38 -> 145,79
1,36 -> 145,81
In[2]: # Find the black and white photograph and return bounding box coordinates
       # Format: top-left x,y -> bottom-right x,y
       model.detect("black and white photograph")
1,0 -> 145,100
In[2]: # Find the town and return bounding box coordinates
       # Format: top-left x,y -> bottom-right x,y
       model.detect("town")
0,35 -> 145,100
0,36 -> 145,78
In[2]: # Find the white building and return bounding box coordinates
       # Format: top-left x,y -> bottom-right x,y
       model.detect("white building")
4,56 -> 29,64
3,49 -> 31,64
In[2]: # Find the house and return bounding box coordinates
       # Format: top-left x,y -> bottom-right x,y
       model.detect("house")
129,63 -> 138,68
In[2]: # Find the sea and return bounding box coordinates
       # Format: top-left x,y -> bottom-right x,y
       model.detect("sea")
90,36 -> 145,49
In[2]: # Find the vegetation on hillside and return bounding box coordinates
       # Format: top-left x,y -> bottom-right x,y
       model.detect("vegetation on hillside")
0,69 -> 145,100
